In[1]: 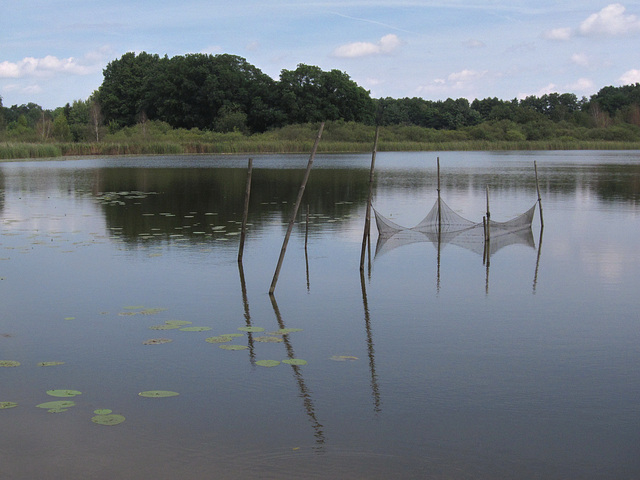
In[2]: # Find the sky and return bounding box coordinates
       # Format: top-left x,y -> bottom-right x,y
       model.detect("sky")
2,1 -> 640,110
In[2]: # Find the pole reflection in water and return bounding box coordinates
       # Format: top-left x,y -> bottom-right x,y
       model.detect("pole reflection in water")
269,294 -> 325,447
360,270 -> 382,413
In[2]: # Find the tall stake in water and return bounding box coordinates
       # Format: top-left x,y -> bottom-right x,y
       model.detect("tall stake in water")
269,122 -> 324,295
360,126 -> 379,272
534,160 -> 544,229
238,158 -> 253,263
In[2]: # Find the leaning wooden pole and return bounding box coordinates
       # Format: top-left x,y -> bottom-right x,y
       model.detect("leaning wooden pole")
485,185 -> 491,243
238,158 -> 253,263
360,126 -> 380,272
534,160 -> 544,229
269,122 -> 324,295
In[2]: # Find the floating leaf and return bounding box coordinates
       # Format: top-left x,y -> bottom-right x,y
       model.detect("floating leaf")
205,335 -> 233,344
92,414 -> 125,426
179,326 -> 212,332
149,324 -> 181,330
329,355 -> 358,362
94,409 -> 112,415
254,336 -> 283,343
270,328 -> 303,335
0,402 -> 18,409
0,360 -> 20,367
238,326 -> 265,333
164,320 -> 192,326
64,317 -> 76,321
38,361 -> 65,367
142,338 -> 173,345
138,391 -> 179,398
46,389 -> 82,397
255,360 -> 280,367
139,308 -> 167,315
282,358 -> 308,366
219,345 -> 248,351
37,400 -> 76,409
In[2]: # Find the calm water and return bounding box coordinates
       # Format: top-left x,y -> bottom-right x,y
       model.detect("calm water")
1,151 -> 638,479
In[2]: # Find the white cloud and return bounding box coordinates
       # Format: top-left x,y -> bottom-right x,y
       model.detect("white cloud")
0,53 -> 104,79
417,69 -> 487,96
620,69 -> 640,84
333,34 -> 401,58
571,53 -> 590,67
568,78 -> 595,92
464,39 -> 486,48
201,45 -> 224,55
579,3 -> 640,36
543,27 -> 573,41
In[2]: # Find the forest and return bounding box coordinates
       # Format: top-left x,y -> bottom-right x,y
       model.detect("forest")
1,51 -> 640,158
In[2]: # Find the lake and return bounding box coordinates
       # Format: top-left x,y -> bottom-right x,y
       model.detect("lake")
1,151 -> 639,479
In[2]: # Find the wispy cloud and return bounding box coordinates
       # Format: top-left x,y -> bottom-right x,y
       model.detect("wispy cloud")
571,53 -> 590,67
579,3 -> 640,36
543,27 -> 572,41
333,34 -> 402,58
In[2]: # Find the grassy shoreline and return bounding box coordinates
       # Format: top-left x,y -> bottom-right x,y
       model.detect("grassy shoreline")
2,138 -> 640,161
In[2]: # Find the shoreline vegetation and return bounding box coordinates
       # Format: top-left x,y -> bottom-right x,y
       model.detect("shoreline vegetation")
2,121 -> 640,160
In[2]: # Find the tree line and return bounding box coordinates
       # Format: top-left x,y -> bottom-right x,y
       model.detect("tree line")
1,51 -> 640,143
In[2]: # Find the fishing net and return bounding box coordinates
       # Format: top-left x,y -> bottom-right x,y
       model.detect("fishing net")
374,198 -> 537,257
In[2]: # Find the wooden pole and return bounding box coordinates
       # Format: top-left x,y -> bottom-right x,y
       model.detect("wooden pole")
238,158 -> 253,263
269,122 -> 324,295
360,126 -> 380,271
534,160 -> 544,229
437,156 -> 442,232
485,185 -> 491,243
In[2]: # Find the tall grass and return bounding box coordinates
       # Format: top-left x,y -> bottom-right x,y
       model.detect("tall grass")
3,120 -> 640,160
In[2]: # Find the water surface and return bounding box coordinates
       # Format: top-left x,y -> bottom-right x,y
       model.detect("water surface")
1,151 -> 638,479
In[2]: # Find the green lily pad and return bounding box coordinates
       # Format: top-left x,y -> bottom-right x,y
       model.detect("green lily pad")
219,345 -> 249,351
238,326 -> 265,333
164,320 -> 192,326
0,360 -> 20,367
205,335 -> 233,344
0,402 -> 18,409
38,361 -> 65,367
270,328 -> 303,335
124,305 -> 144,310
149,324 -> 181,330
282,358 -> 308,366
46,389 -> 82,397
254,336 -> 283,343
94,409 -> 112,414
138,390 -> 179,398
92,414 -> 125,426
142,338 -> 173,345
139,308 -> 167,315
255,360 -> 281,367
64,317 -> 76,321
37,400 -> 76,409
180,326 -> 212,332
329,355 -> 358,362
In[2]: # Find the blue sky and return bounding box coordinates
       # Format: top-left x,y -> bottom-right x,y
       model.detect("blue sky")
2,1 -> 640,109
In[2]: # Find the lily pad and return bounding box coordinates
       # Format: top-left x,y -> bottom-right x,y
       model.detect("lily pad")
255,360 -> 281,367
238,326 -> 265,333
282,358 -> 308,366
149,324 -> 181,330
270,328 -> 303,335
219,345 -> 249,351
179,326 -> 212,332
37,400 -> 76,409
94,409 -> 112,414
64,317 -> 76,321
0,402 -> 18,409
38,361 -> 65,367
138,390 -> 179,398
139,308 -> 167,315
0,360 -> 20,367
164,320 -> 192,326
254,336 -> 283,343
329,355 -> 358,362
142,338 -> 173,345
92,414 -> 125,426
46,389 -> 82,397
205,335 -> 233,344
